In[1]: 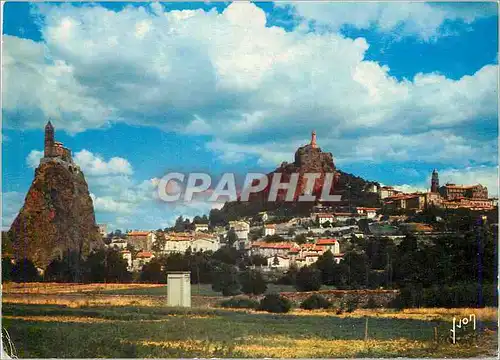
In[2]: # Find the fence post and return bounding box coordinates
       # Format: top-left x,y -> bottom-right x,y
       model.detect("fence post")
434,326 -> 438,344
364,316 -> 369,341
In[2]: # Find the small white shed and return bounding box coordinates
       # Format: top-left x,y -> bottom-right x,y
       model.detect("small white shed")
167,271 -> 191,307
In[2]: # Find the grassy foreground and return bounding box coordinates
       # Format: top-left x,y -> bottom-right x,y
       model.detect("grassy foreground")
2,283 -> 498,358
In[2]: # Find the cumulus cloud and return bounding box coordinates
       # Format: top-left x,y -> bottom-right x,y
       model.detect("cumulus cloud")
281,2 -> 496,41
26,150 -> 44,168
2,2 -> 496,169
1,191 -> 25,230
73,150 -> 133,176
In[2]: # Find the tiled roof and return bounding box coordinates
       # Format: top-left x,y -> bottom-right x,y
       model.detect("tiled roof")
136,251 -> 154,258
316,238 -> 337,245
127,231 -> 151,236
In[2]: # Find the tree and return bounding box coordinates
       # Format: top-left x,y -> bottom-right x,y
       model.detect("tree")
211,263 -> 241,296
2,258 -> 12,282
239,269 -> 267,295
212,246 -> 239,265
140,260 -> 165,283
263,234 -> 286,243
295,266 -> 322,292
294,234 -> 307,245
83,249 -> 131,283
315,250 -> 336,286
11,259 -> 39,282
226,229 -> 239,247
322,220 -> 331,228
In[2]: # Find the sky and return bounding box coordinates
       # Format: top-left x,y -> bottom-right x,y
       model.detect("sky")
2,1 -> 499,231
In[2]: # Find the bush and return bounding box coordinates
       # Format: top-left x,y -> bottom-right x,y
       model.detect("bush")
11,258 -> 39,282
239,269 -> 267,295
364,296 -> 378,309
345,297 -> 359,313
220,296 -> 259,309
295,266 -> 322,292
258,293 -> 292,313
300,294 -> 332,310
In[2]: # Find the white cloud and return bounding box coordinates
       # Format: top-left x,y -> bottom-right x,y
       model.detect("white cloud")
26,150 -> 44,168
439,166 -> 499,197
73,149 -> 133,176
391,165 -> 498,197
1,191 -> 25,230
282,2 -> 496,41
2,2 -> 496,169
90,194 -> 133,214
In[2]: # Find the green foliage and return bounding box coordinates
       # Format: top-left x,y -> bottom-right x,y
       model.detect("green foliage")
211,264 -> 241,296
294,234 -> 307,245
11,259 -> 40,282
219,296 -> 259,309
239,269 -> 267,295
263,234 -> 286,243
295,266 -> 322,292
300,294 -> 332,310
277,264 -> 298,285
83,249 -> 131,283
140,260 -> 165,283
2,257 -> 13,282
258,293 -> 292,313
345,297 -> 359,313
212,246 -> 239,265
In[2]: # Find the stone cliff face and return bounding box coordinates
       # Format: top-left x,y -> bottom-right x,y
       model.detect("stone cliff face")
214,133 -> 380,221
248,142 -> 339,203
8,159 -> 103,269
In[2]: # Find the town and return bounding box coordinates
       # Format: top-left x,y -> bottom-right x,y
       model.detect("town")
102,165 -> 496,274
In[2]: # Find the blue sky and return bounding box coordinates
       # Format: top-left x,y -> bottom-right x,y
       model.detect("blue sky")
2,1 -> 498,231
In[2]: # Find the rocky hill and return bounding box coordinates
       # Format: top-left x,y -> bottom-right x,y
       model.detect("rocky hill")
210,133 -> 380,224
8,159 -> 103,269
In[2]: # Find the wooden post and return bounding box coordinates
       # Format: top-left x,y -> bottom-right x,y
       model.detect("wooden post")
434,326 -> 438,344
364,317 -> 369,341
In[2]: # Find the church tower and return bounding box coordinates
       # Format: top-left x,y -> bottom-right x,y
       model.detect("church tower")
44,121 -> 54,157
311,130 -> 318,148
431,169 -> 439,193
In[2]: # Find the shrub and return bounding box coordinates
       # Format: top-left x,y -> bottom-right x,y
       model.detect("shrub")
345,297 -> 359,313
11,258 -> 39,282
295,266 -> 322,292
239,269 -> 267,295
364,296 -> 378,309
220,296 -> 259,309
300,294 -> 332,310
258,293 -> 292,313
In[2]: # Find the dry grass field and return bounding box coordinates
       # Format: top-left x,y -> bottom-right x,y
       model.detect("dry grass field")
2,283 -> 498,358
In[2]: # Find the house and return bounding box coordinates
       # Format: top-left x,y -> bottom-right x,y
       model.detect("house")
126,231 -> 157,251
250,242 -> 297,258
229,221 -> 250,250
378,186 -> 402,199
355,207 -> 379,219
258,212 -> 269,222
267,255 -> 290,269
162,232 -> 220,254
194,223 -> 209,232
132,251 -> 155,271
316,213 -> 335,225
109,238 -> 128,250
191,234 -> 220,252
316,238 -> 340,254
120,250 -> 132,271
264,224 -> 276,236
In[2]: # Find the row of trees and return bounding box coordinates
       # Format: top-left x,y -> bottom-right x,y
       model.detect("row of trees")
2,249 -> 131,283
